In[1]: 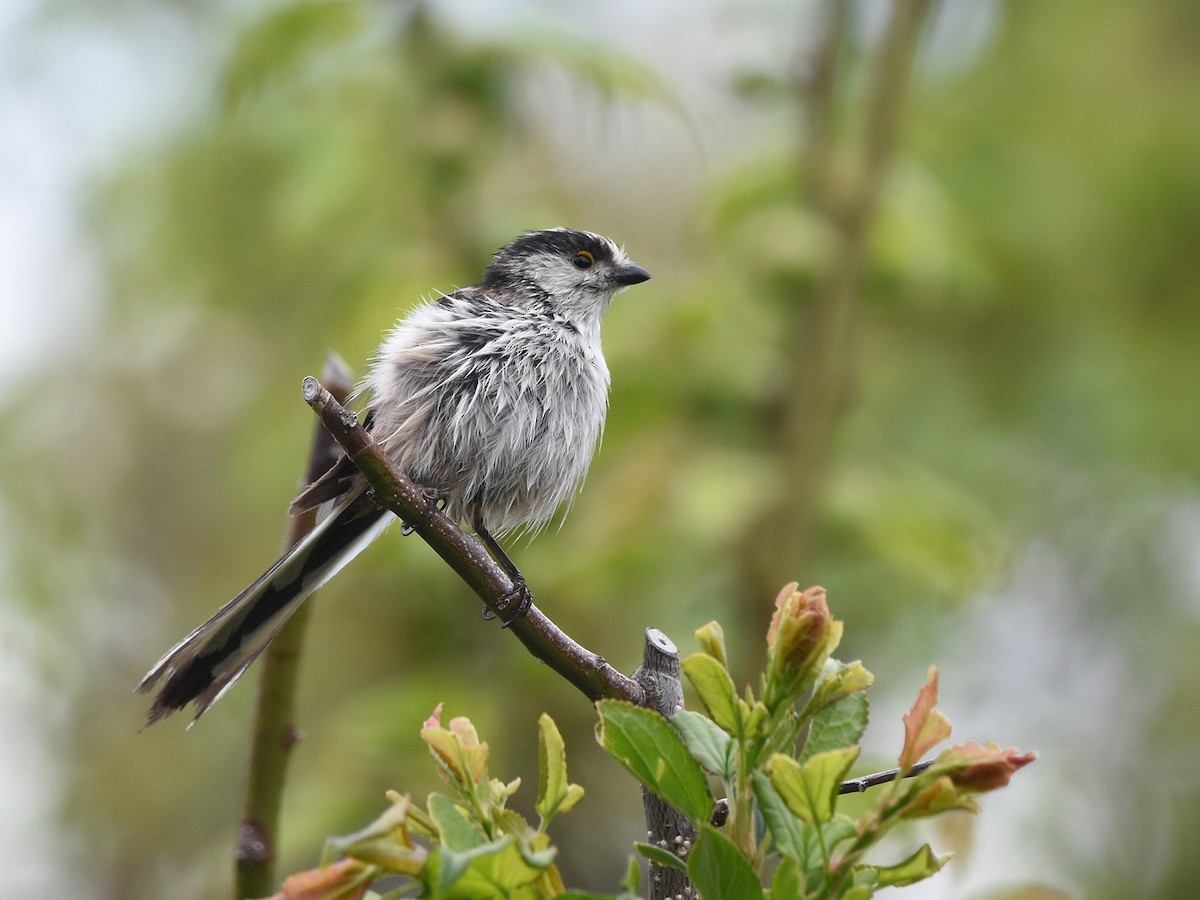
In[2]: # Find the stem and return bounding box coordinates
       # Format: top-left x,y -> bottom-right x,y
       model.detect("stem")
838,758 -> 933,795
235,355 -> 356,900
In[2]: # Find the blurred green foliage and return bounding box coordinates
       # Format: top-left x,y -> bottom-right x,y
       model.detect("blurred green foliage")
4,0 -> 1200,898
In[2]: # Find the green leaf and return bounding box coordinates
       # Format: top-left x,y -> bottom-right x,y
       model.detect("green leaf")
517,842 -> 558,871
595,700 -> 714,823
338,837 -> 425,873
694,620 -> 728,669
437,837 -> 543,898
821,815 -> 858,857
634,841 -> 689,872
805,659 -> 874,716
672,709 -> 735,779
790,813 -> 856,873
896,775 -> 980,819
428,793 -> 486,851
769,856 -> 803,899
687,824 -> 764,900
751,771 -> 806,860
872,843 -> 948,887
422,845 -> 461,896
536,712 -> 584,823
621,854 -> 640,894
739,697 -> 771,742
325,794 -> 425,873
766,747 -> 859,826
800,692 -> 869,762
682,653 -> 741,733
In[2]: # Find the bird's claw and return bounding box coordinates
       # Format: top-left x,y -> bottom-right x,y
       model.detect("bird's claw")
482,579 -> 532,627
420,486 -> 449,510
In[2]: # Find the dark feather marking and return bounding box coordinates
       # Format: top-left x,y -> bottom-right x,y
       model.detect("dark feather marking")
154,497 -> 386,711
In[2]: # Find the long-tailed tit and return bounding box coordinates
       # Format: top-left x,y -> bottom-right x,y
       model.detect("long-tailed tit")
138,228 -> 650,724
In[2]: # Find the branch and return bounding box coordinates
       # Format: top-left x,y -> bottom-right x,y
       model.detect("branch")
633,629 -> 697,900
236,354 -> 355,900
744,0 -> 937,615
838,758 -> 935,795
300,376 -> 643,706
858,0 -> 935,220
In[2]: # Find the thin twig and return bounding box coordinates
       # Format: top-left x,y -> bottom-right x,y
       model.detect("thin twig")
838,759 -> 935,795
300,375 -> 643,706
236,354 -> 355,900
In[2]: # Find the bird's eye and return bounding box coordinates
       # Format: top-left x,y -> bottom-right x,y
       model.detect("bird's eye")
571,250 -> 595,270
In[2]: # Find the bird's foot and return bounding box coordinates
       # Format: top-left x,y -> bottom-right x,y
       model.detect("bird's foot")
482,577 -> 533,627
401,487 -> 448,535
420,486 -> 449,511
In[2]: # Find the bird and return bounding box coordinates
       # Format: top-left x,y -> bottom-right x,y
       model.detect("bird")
137,228 -> 650,725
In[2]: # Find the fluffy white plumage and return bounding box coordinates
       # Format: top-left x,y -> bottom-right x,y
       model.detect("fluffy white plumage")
137,228 -> 649,724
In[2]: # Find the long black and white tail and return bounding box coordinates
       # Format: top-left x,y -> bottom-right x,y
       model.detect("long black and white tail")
137,486 -> 390,725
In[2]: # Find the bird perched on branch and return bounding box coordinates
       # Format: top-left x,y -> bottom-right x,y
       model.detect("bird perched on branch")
138,228 -> 650,725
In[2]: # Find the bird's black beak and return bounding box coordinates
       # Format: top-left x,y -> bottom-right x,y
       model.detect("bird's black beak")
612,264 -> 651,287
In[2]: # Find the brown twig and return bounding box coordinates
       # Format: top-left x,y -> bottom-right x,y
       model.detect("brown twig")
838,758 -> 935,794
300,375 -> 643,706
235,354 -> 355,900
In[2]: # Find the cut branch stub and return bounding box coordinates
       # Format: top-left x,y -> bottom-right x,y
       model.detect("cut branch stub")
633,628 -> 698,900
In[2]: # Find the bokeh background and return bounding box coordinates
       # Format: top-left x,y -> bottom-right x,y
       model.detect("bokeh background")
3,1 -> 1198,898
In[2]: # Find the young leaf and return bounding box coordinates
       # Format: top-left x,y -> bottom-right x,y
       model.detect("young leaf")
421,845 -> 461,897
694,620 -> 728,669
787,812 -> 856,873
899,668 -> 951,770
682,652 -> 741,733
672,709 -> 735,779
622,854 -> 640,894
766,746 -> 858,826
422,710 -> 490,787
427,793 -> 486,851
634,841 -> 689,872
436,836 -> 543,897
871,843 -> 948,887
805,659 -> 874,716
750,771 -> 806,860
687,824 -> 765,900
595,700 -> 715,823
800,692 -> 868,762
932,740 -> 1039,792
769,856 -> 803,900
536,713 -> 585,823
274,857 -> 376,900
897,776 -> 980,819
325,794 -> 426,872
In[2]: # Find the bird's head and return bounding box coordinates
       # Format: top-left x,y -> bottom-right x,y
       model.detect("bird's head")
480,228 -> 650,321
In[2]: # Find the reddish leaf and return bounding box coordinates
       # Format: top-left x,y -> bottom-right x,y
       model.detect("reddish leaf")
940,741 -> 1038,792
271,857 -> 372,900
899,668 -> 951,770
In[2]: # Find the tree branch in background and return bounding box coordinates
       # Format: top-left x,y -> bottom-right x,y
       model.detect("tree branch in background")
300,375 -> 643,706
746,0 -> 936,616
236,354 -> 355,900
